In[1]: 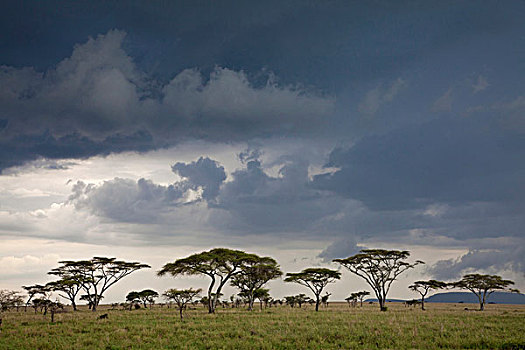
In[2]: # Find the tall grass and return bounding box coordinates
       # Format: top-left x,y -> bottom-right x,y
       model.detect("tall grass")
0,303 -> 523,349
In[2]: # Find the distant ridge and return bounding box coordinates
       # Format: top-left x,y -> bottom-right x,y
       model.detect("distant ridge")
364,292 -> 525,304
426,292 -> 525,304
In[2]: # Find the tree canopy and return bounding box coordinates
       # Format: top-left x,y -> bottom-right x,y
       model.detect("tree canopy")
334,249 -> 424,311
284,268 -> 341,311
450,274 -> 517,311
158,248 -> 265,313
49,257 -> 150,311
230,255 -> 282,311
163,288 -> 201,320
408,280 -> 446,310
45,278 -> 82,311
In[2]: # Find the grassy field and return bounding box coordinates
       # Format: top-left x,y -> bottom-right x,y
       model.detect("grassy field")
0,302 -> 524,349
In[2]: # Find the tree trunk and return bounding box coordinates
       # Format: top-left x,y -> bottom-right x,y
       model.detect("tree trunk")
248,296 -> 254,311
315,296 -> 320,312
179,307 -> 184,321
421,297 -> 425,311
379,298 -> 387,311
51,310 -> 55,323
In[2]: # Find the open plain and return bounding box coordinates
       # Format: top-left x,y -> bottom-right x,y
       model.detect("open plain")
1,302 -> 524,349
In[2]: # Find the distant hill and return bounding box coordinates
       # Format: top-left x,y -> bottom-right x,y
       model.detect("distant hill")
364,292 -> 525,304
426,292 -> 525,304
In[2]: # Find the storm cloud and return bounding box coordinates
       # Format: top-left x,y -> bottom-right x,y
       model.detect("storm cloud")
0,30 -> 334,172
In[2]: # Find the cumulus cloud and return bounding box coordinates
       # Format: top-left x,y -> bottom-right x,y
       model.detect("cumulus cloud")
172,157 -> 226,202
0,30 -> 334,172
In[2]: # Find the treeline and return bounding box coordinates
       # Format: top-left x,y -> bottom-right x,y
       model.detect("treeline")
0,248 -> 519,322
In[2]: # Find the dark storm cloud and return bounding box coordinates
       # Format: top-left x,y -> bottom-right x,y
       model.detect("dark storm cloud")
172,157 -> 227,202
0,30 -> 333,172
313,115 -> 525,211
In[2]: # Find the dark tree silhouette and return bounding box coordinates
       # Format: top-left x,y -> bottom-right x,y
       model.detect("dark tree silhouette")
0,290 -> 25,312
408,280 -> 446,310
126,291 -> 141,310
284,268 -> 341,311
136,289 -> 158,309
284,294 -> 311,308
347,291 -> 370,307
335,249 -> 424,311
163,288 -> 201,321
450,274 -> 518,311
22,284 -> 50,313
230,256 -> 282,311
46,279 -> 82,311
49,257 -> 150,311
158,248 -> 266,313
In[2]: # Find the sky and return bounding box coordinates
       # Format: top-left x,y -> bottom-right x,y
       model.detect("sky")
1,0 -> 524,303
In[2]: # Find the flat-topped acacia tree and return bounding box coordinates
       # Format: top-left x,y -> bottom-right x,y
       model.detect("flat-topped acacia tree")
49,257 -> 150,311
284,268 -> 341,311
408,280 -> 446,310
45,278 -> 82,311
450,274 -> 518,311
334,249 -> 424,311
158,248 -> 266,313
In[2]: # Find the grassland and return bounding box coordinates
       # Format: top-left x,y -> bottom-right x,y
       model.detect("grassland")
1,302 -> 524,349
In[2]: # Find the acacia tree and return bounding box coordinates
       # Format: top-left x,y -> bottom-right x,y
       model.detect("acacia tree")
284,268 -> 341,311
45,278 -> 82,311
127,289 -> 159,309
0,290 -> 25,312
334,249 -> 424,311
158,248 -> 265,313
348,290 -> 370,307
408,280 -> 446,310
22,284 -> 50,312
230,256 -> 282,311
450,274 -> 518,311
163,288 -> 201,321
49,257 -> 150,311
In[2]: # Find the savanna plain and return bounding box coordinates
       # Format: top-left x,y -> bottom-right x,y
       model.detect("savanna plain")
1,302 -> 524,349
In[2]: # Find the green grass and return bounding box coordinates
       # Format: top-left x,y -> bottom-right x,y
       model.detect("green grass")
1,303 -> 524,349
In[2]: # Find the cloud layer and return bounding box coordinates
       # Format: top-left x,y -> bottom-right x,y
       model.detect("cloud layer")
0,30 -> 334,172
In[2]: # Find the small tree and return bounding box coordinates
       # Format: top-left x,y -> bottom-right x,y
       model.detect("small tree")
253,288 -> 270,310
126,291 -> 141,310
163,288 -> 201,321
49,257 -> 150,311
137,289 -> 158,309
408,280 -> 446,310
230,256 -> 282,311
334,249 -> 424,311
22,284 -> 50,312
348,291 -> 370,307
450,274 -> 518,311
46,279 -> 82,311
284,268 -> 341,311
345,294 -> 357,308
0,290 -> 25,312
158,248 -> 266,313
